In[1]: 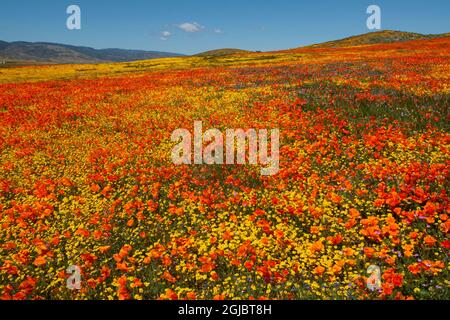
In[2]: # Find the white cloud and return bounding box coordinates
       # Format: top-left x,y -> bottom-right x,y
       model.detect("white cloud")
214,28 -> 223,34
160,31 -> 171,40
178,22 -> 204,33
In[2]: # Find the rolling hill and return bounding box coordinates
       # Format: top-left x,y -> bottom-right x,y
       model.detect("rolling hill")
0,41 -> 184,64
195,48 -> 253,57
307,30 -> 450,48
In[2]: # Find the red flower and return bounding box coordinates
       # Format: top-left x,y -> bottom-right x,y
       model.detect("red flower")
244,260 -> 254,271
441,240 -> 450,249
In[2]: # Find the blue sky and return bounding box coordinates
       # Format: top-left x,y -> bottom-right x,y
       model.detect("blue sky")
0,0 -> 449,54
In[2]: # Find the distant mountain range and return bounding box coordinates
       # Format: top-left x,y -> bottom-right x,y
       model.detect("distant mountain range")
1,31 -> 449,65
0,40 -> 184,64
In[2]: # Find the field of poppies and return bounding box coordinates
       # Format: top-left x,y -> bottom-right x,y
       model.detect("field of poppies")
0,37 -> 449,300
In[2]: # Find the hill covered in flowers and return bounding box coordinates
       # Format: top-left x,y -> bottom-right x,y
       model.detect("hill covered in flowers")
0,36 -> 449,300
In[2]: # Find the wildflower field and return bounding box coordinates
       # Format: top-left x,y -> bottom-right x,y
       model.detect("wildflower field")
0,37 -> 449,300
